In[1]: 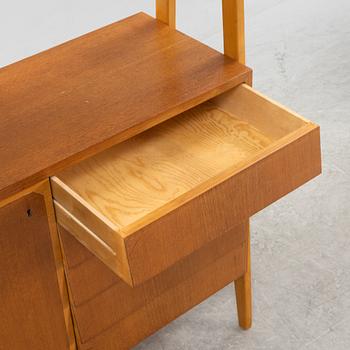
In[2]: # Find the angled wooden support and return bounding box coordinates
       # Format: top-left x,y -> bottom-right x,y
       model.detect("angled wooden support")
222,0 -> 246,63
234,221 -> 252,329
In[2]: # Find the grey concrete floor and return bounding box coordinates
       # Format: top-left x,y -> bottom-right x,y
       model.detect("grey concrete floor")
2,1 -> 350,349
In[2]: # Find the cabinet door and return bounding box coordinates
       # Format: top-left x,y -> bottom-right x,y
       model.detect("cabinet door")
0,192 -> 69,349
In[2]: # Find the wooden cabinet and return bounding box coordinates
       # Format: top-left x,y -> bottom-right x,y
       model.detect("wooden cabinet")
0,188 -> 71,349
0,1 -> 322,349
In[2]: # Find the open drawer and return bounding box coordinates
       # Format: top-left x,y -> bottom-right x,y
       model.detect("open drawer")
51,84 -> 321,287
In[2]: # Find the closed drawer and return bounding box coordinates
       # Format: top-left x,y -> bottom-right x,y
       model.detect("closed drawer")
51,83 -> 321,287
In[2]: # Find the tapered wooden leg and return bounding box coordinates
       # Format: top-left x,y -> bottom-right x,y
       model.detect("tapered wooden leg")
234,221 -> 252,330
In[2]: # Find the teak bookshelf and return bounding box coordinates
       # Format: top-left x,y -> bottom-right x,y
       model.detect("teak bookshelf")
0,1 -> 320,349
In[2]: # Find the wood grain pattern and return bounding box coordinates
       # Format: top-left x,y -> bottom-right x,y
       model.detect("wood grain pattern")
53,84 -> 320,286
156,0 -> 176,27
0,190 -> 70,349
222,0 -> 246,63
59,222 -> 248,349
212,84 -> 309,140
0,12 -> 251,202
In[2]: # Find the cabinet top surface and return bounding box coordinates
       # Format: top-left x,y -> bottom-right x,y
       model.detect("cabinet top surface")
0,12 -> 251,201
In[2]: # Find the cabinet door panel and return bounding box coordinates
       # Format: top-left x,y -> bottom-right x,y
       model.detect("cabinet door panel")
0,193 -> 69,349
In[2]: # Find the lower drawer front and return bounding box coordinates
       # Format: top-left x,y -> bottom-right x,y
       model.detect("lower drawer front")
59,222 -> 248,349
52,83 -> 321,286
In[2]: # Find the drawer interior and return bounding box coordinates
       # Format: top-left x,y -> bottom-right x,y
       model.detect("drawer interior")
53,84 -> 313,234
57,99 -> 272,231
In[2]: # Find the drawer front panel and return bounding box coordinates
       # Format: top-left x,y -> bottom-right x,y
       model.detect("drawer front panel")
59,222 -> 248,348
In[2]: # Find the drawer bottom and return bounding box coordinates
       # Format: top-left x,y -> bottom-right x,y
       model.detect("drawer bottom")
59,222 -> 248,349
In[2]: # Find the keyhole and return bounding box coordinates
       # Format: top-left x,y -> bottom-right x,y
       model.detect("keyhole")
26,209 -> 32,217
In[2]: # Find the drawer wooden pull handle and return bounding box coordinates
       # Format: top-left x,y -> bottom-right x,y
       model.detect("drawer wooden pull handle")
54,201 -> 116,257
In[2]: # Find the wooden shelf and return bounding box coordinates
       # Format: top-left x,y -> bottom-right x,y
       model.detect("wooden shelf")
0,12 -> 251,201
